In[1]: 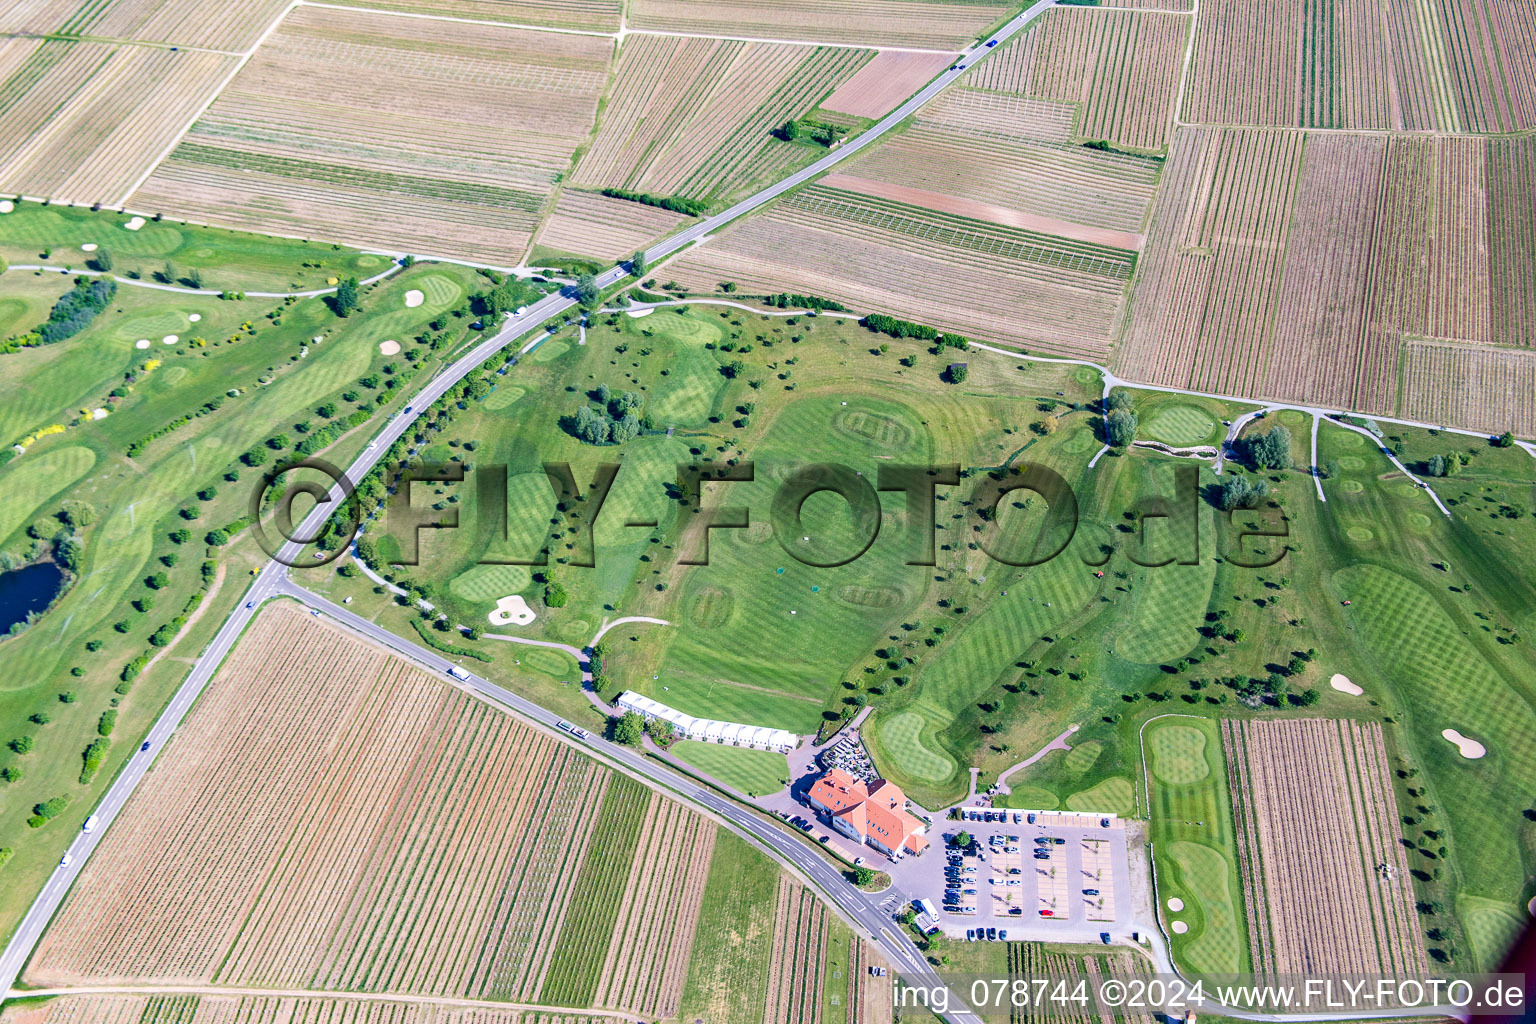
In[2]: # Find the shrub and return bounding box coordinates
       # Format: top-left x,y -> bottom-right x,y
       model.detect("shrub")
79,737 -> 109,783
8,736 -> 34,754
98,710 -> 117,736
33,277 -> 116,345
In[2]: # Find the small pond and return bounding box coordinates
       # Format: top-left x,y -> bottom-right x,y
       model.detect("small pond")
0,560 -> 65,635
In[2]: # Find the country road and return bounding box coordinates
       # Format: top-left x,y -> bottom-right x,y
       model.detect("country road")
0,0 -> 1479,1015
0,4 -> 1061,1018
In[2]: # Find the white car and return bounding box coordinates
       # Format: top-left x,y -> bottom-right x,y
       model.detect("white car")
60,852 -> 73,867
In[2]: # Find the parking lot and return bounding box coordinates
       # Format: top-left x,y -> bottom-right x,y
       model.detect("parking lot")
894,808 -> 1135,944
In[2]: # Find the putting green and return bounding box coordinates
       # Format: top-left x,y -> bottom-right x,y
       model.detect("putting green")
1346,526 -> 1374,543
647,310 -> 723,345
483,385 -> 526,411
531,339 -> 570,363
672,740 -> 787,797
412,271 -> 464,309
1405,511 -> 1432,531
1336,455 -> 1365,470
874,710 -> 958,784
1144,405 -> 1217,446
113,310 -> 191,342
1338,479 -> 1364,493
0,445 -> 96,546
518,645 -> 577,678
1167,840 -> 1243,975
1458,895 -> 1526,970
1065,777 -> 1134,817
1060,427 -> 1097,454
449,563 -> 532,603
1063,740 -> 1102,774
1148,724 -> 1210,785
1332,430 -> 1365,449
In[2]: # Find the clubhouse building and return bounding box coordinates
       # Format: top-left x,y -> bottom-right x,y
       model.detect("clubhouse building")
614,691 -> 798,752
806,767 -> 930,860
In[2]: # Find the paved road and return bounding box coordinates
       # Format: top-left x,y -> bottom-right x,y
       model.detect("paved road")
0,4 -> 1058,1013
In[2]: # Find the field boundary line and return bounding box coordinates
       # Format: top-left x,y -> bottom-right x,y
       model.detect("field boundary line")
112,1 -> 302,207
4,985 -> 647,1020
299,0 -> 615,37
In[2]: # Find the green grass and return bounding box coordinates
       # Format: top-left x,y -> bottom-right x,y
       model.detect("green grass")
0,446 -> 95,549
0,201 -> 387,292
1145,716 -> 1247,977
1456,894 -> 1527,970
679,831 -> 778,1022
538,776 -> 650,1006
1064,776 -> 1134,815
868,709 -> 958,784
448,563 -> 533,603
671,739 -> 789,796
1143,404 -> 1219,446
1061,739 -> 1101,774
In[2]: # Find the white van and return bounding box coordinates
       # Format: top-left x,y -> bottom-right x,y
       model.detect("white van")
82,815 -> 99,834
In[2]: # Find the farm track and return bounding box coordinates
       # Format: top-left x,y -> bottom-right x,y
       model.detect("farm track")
0,1 -> 1495,1018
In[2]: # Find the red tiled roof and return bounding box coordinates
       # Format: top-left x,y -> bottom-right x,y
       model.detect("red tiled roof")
808,769 -> 925,854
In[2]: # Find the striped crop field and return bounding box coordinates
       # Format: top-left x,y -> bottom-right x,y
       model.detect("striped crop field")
1119,127 -> 1534,428
1186,0 -> 1536,131
316,0 -> 622,32
1400,341 -> 1536,436
0,39 -> 236,206
131,4 -> 611,263
1223,719 -> 1427,985
0,0 -> 291,51
535,188 -> 687,262
573,35 -> 870,205
969,7 -> 1191,150
0,994 -> 620,1023
625,0 -> 1012,50
664,183 -> 1135,357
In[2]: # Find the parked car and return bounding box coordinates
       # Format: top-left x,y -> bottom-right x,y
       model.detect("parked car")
1027,812 -> 1036,824
1083,889 -> 1100,896
1101,818 -> 1111,827
966,929 -> 977,941
1040,909 -> 1053,917
986,928 -> 997,940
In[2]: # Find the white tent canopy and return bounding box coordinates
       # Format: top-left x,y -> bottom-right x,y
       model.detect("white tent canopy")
616,691 -> 797,752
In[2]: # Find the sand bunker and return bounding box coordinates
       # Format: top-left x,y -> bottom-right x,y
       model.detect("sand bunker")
0,200 -> 13,213
489,594 -> 536,626
404,289 -> 424,308
161,334 -> 178,344
80,242 -> 97,252
124,216 -> 145,230
1171,921 -> 1188,934
188,313 -> 201,323
134,339 -> 150,349
1330,673 -> 1363,696
1166,897 -> 1184,912
378,339 -> 401,356
1442,729 -> 1486,759
626,307 -> 653,318
91,408 -> 108,420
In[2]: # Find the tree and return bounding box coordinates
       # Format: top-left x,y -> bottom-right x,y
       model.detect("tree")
1243,426 -> 1293,470
613,711 -> 645,746
945,363 -> 968,384
1104,409 -> 1138,447
1493,430 -> 1515,448
646,718 -> 675,747
854,866 -> 876,886
630,249 -> 648,276
1104,390 -> 1132,412
574,273 -> 600,309
954,830 -> 972,849
545,577 -> 568,607
184,267 -> 203,289
572,404 -> 610,445
1217,475 -> 1269,511
89,248 -> 113,273
330,277 -> 360,317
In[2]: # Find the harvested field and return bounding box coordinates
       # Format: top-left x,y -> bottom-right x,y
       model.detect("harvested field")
0,0 -> 291,51
1223,719 -> 1427,982
573,35 -> 869,204
665,183 -> 1134,357
1400,341 -> 1536,437
131,5 -> 610,263
969,8 -> 1190,150
592,800 -> 717,1019
317,0 -> 622,32
821,51 -> 954,119
23,602 -> 689,1011
1185,0 -> 1536,131
625,0 -> 1012,50
535,189 -> 686,262
0,40 -> 236,205
0,993 -> 623,1023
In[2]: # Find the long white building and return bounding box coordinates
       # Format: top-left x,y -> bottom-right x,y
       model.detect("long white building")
615,691 -> 798,752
